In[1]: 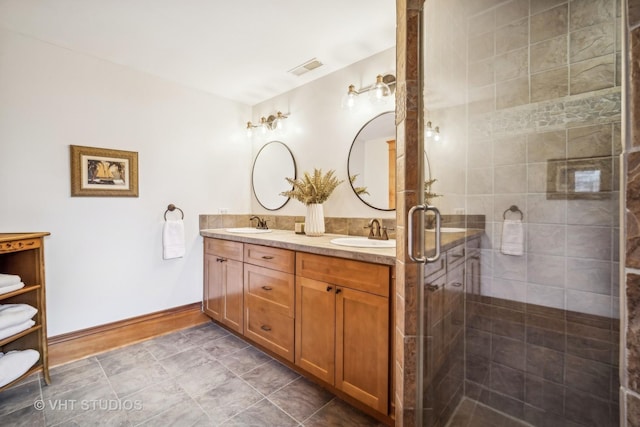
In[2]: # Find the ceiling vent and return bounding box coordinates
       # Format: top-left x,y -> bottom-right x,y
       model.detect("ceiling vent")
288,58 -> 323,76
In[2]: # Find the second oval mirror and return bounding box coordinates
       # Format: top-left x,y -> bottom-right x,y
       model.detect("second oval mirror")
252,141 -> 296,210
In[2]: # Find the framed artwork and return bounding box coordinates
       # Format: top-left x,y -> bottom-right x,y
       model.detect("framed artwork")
546,156 -> 612,200
70,145 -> 139,197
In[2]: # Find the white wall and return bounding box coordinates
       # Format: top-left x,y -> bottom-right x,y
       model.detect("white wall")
249,48 -> 397,218
0,29 -> 252,336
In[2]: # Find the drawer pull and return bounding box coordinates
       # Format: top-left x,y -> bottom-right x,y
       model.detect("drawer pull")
26,241 -> 34,246
451,282 -> 463,288
261,255 -> 274,260
261,286 -> 273,291
216,258 -> 226,263
426,284 -> 439,292
450,250 -> 465,259
471,255 -> 480,260
260,325 -> 272,332
326,286 -> 333,292
335,288 -> 342,294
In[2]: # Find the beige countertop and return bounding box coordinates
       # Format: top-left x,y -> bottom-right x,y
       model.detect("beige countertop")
200,228 -> 483,266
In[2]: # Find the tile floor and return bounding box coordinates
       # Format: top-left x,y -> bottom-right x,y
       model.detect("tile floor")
0,322 -> 387,426
446,398 -> 531,427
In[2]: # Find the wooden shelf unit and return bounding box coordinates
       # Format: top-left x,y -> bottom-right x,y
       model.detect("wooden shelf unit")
0,232 -> 50,392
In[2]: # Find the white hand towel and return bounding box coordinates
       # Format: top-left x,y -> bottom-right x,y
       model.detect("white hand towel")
501,219 -> 524,256
0,273 -> 21,288
0,349 -> 40,387
0,282 -> 25,296
163,219 -> 185,260
0,304 -> 37,330
0,319 -> 35,341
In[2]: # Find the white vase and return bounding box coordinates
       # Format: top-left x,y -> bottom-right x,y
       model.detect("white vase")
305,203 -> 325,236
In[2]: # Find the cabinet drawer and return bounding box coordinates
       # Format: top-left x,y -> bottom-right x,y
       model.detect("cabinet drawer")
296,253 -> 389,297
425,255 -> 447,280
0,239 -> 40,254
447,244 -> 466,270
245,295 -> 294,362
244,264 -> 294,317
244,244 -> 294,273
204,238 -> 243,261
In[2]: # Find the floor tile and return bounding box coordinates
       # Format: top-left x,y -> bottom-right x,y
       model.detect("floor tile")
218,346 -> 272,375
123,379 -> 190,426
0,403 -> 45,427
42,358 -> 106,400
175,360 -> 236,398
53,407 -> 131,427
201,334 -> 249,359
107,362 -> 170,398
268,377 -> 334,423
303,398 -> 386,427
42,378 -> 117,426
241,359 -> 300,396
157,347 -> 217,376
96,344 -> 156,377
141,331 -> 196,360
0,378 -> 41,416
181,323 -> 229,347
195,376 -> 263,422
136,396 -> 212,427
222,398 -> 299,427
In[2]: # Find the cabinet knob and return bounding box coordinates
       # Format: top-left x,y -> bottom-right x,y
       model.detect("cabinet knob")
335,288 -> 342,294
326,286 -> 333,292
261,255 -> 274,260
260,325 -> 272,332
261,286 -> 273,291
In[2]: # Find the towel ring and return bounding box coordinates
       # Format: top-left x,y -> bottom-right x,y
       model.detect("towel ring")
503,205 -> 523,220
164,204 -> 184,221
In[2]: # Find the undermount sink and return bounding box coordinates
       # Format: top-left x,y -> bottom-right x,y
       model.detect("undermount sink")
330,237 -> 396,248
225,228 -> 273,234
426,227 -> 466,233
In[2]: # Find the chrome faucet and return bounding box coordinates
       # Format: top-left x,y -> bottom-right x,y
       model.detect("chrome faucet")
365,219 -> 391,240
249,216 -> 269,229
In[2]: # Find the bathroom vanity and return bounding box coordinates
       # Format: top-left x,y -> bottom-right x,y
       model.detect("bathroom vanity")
200,228 -> 480,421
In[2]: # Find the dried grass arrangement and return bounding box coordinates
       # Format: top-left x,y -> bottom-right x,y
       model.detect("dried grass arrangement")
281,168 -> 344,205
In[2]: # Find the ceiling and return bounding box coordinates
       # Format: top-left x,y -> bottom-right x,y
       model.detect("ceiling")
0,0 -> 397,106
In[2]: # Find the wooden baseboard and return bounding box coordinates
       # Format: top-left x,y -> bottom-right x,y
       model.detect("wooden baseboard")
48,302 -> 210,367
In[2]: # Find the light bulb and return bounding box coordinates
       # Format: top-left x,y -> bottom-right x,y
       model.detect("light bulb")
341,85 -> 358,110
426,121 -> 433,138
275,112 -> 286,131
434,127 -> 440,141
246,122 -> 253,138
260,117 -> 267,134
368,75 -> 390,103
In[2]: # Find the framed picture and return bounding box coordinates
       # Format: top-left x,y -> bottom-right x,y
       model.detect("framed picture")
546,156 -> 612,200
70,145 -> 139,197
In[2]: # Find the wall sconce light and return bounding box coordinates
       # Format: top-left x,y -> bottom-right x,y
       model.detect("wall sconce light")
342,73 -> 396,110
246,111 -> 289,137
426,121 -> 441,141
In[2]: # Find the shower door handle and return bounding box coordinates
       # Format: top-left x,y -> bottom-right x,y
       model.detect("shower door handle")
408,204 -> 442,263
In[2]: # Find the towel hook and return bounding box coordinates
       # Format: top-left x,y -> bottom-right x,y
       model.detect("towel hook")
503,205 -> 523,220
164,204 -> 184,221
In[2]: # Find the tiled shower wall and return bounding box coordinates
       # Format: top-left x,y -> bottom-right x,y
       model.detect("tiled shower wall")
624,0 -> 640,425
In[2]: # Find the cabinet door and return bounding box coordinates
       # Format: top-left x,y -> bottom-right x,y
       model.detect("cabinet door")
222,258 -> 244,334
335,287 -> 389,414
295,277 -> 335,384
204,253 -> 223,321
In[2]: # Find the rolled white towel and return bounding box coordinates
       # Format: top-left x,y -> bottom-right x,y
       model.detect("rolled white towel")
0,349 -> 40,387
0,304 -> 37,330
0,273 -> 21,288
501,219 -> 524,256
0,282 -> 25,296
163,219 -> 185,260
0,319 -> 35,341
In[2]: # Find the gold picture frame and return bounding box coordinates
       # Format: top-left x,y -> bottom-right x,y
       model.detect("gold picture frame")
70,145 -> 139,197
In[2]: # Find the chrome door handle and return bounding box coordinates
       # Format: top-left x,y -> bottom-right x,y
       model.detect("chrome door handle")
408,204 -> 427,262
425,205 -> 441,263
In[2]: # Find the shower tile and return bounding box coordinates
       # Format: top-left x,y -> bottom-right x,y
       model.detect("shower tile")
490,278 -> 527,303
469,58 -> 495,88
526,283 -> 565,310
525,344 -> 565,383
567,225 -> 613,260
528,254 -> 566,287
565,354 -> 612,399
566,329 -> 613,364
530,36 -> 568,74
564,388 -> 612,426
531,0 -> 567,15
527,224 -> 566,256
493,252 -> 526,280
628,393 -> 640,427
495,164 -> 527,193
531,4 -> 568,44
469,31 -> 495,62
570,55 -> 615,95
524,374 -> 565,414
531,67 -> 569,103
570,0 -> 616,31
527,130 -> 567,163
496,77 -> 529,110
526,324 -> 566,352
492,336 -> 525,371
495,0 -> 529,28
469,85 -> 496,116
495,48 -> 528,82
469,9 -> 495,37
466,353 -> 491,386
567,123 -> 613,158
527,195 -> 566,224
567,258 -> 611,295
494,135 -> 526,166
567,290 -> 613,317
570,22 -> 615,63
627,273 -> 640,392
527,162 -> 547,193
495,18 -> 528,54
468,168 -> 494,194
567,199 -> 614,226
488,388 -> 525,419
627,152 -> 640,267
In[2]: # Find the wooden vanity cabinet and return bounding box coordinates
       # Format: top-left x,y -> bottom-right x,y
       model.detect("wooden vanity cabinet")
203,239 -> 244,334
243,244 -> 295,362
295,252 -> 390,414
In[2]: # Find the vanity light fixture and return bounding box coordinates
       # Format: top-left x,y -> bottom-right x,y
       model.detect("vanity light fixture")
342,73 -> 396,110
425,121 -> 441,141
246,111 -> 290,137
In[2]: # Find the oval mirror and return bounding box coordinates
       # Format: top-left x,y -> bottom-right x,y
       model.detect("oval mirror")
348,111 -> 396,211
348,111 -> 432,211
252,141 -> 297,210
